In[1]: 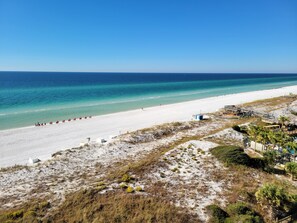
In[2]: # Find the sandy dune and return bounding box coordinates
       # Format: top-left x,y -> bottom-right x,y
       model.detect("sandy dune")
1,86 -> 297,167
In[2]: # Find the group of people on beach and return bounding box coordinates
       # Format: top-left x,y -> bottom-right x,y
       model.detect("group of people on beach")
34,116 -> 93,127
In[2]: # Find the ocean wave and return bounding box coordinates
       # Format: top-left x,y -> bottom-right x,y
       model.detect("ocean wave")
0,89 -> 217,116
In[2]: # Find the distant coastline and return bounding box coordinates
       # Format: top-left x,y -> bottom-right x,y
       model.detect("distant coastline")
1,72 -> 297,130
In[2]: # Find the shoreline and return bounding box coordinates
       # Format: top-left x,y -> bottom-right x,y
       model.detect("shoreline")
0,85 -> 297,167
1,84 -> 296,133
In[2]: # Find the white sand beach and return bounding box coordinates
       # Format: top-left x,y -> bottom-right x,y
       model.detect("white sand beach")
1,86 -> 297,167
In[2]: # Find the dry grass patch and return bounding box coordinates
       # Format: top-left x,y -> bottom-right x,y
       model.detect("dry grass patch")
0,200 -> 50,223
242,95 -> 296,107
49,189 -> 199,223
0,164 -> 30,173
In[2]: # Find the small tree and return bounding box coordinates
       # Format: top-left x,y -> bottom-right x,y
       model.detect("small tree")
255,183 -> 287,207
263,150 -> 277,168
285,162 -> 297,180
285,141 -> 297,152
248,125 -> 261,149
248,125 -> 258,141
278,116 -> 290,128
257,129 -> 270,146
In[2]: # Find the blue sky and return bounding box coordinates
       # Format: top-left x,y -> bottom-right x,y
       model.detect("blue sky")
0,0 -> 296,72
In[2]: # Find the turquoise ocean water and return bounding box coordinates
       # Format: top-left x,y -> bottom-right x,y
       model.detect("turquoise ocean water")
1,72 -> 297,130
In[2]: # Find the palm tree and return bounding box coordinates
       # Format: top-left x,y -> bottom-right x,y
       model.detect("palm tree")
278,132 -> 291,148
278,116 -> 290,128
267,131 -> 278,149
248,125 -> 260,149
285,162 -> 297,180
257,129 -> 270,150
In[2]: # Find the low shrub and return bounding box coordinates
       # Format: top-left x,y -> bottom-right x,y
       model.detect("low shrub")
232,125 -> 248,134
226,202 -> 254,216
285,162 -> 297,180
135,186 -> 143,192
119,183 -> 128,189
126,186 -> 134,193
206,205 -> 229,223
207,203 -> 264,223
121,174 -> 131,183
211,145 -> 266,169
210,146 -> 251,166
255,183 -> 290,208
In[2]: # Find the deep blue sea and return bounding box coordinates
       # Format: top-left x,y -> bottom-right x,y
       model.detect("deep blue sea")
1,72 -> 297,130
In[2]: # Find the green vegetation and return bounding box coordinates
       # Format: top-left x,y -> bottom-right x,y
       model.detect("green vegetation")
135,186 -> 143,192
206,205 -> 229,223
256,183 -> 286,207
126,186 -> 134,193
255,183 -> 296,210
210,145 -> 264,169
247,124 -> 295,150
121,173 -> 132,182
262,150 -> 277,167
278,116 -> 290,128
232,125 -> 248,134
247,121 -> 297,174
211,146 -> 251,166
119,183 -> 128,189
207,203 -> 263,223
285,162 -> 297,180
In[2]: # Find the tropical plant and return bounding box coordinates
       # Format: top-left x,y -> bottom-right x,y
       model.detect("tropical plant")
255,183 -> 288,207
248,125 -> 263,150
210,146 -> 251,166
247,125 -> 259,143
285,162 -> 297,180
267,131 -> 278,149
257,129 -> 270,146
206,205 -> 229,223
278,116 -> 290,128
285,141 -> 297,152
263,150 -> 278,167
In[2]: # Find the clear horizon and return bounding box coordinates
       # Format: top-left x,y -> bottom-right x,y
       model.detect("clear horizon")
1,71 -> 297,74
0,0 -> 297,73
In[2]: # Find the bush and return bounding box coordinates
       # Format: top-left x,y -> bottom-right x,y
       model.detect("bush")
226,202 -> 254,216
135,186 -> 143,192
206,205 -> 229,223
207,203 -> 264,223
255,183 -> 288,207
232,125 -> 248,134
126,186 -> 134,193
211,145 -> 267,169
263,151 -> 277,167
285,162 -> 297,180
120,183 -> 128,189
121,174 -> 131,182
210,146 -> 251,166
